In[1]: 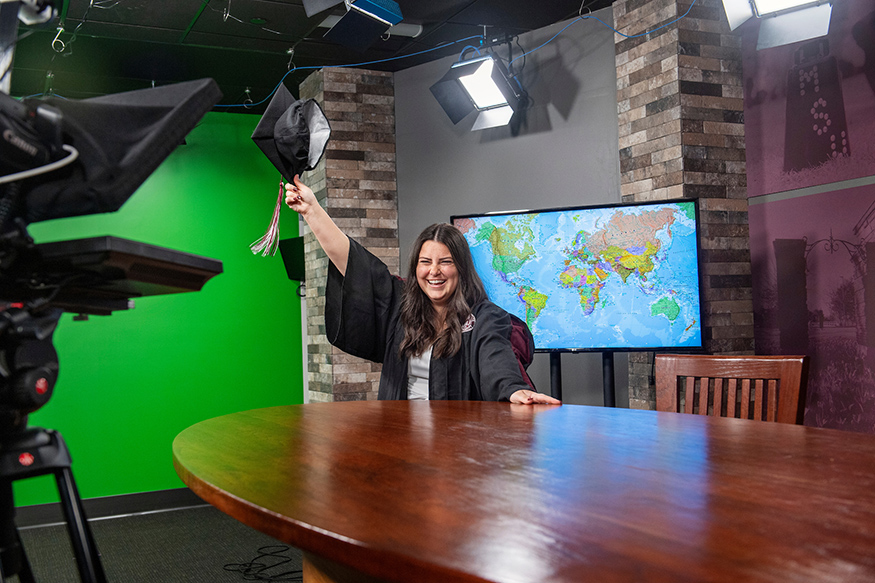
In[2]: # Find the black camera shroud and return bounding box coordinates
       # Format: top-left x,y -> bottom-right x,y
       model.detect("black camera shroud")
0,78 -> 224,424
3,77 -> 221,226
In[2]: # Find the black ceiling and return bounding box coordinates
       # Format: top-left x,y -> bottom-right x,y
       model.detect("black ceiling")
10,0 -> 613,113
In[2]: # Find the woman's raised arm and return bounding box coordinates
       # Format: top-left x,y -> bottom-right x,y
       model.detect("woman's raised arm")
285,174 -> 350,276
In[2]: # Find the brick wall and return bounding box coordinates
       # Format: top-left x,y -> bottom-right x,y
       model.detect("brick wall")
613,0 -> 754,409
298,67 -> 399,403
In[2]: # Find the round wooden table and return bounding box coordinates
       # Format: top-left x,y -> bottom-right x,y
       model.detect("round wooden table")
172,401 -> 875,583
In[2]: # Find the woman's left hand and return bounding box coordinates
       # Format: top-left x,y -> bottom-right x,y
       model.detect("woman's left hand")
509,390 -> 562,405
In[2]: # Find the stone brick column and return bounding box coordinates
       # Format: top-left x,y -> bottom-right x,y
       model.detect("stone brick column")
298,68 -> 399,403
613,0 -> 754,409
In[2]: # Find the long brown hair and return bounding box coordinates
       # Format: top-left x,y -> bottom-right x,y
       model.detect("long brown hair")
399,223 -> 488,359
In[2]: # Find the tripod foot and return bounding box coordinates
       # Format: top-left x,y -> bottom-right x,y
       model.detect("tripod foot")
1,482 -> 36,583
1,428 -> 108,583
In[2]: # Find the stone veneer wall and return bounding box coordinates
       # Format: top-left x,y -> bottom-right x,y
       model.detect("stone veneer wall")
298,68 -> 399,403
613,0 -> 755,409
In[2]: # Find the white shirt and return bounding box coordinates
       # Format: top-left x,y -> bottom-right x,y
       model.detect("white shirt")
407,345 -> 433,400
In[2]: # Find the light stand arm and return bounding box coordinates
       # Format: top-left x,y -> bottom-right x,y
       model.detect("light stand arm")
0,0 -> 55,93
0,0 -> 20,95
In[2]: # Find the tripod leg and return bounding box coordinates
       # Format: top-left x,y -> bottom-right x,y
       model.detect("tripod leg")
0,480 -> 36,583
54,468 -> 107,583
12,529 -> 37,583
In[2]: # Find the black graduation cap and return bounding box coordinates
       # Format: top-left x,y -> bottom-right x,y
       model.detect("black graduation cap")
248,85 -> 331,256
251,84 -> 331,183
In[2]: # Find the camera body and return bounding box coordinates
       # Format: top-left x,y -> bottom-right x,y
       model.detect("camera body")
0,92 -> 63,177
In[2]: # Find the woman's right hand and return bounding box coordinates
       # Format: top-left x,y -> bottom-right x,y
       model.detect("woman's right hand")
284,174 -> 350,275
285,174 -> 317,216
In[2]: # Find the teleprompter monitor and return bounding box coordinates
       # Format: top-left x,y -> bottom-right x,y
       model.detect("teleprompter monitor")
451,199 -> 704,352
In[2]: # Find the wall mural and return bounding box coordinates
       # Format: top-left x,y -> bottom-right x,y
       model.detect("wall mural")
750,184 -> 875,433
742,0 -> 875,198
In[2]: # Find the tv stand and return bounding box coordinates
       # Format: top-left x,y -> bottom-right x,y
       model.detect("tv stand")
548,351 -> 616,407
602,352 -> 616,407
550,352 -> 563,401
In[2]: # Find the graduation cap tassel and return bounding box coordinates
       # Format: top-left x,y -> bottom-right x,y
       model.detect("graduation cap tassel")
250,181 -> 284,256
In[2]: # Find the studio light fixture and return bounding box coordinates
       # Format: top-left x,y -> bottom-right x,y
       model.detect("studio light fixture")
317,14 -> 422,39
303,0 -> 403,52
721,0 -> 833,49
430,54 -> 524,131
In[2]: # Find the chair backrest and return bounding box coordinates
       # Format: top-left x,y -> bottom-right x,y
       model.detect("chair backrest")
654,354 -> 809,424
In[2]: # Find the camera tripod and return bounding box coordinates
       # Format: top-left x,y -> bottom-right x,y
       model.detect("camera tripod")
0,425 -> 107,583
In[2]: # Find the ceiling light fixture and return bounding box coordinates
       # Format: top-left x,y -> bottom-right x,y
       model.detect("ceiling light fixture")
317,14 -> 421,39
430,54 -> 524,131
721,0 -> 833,49
303,0 -> 403,52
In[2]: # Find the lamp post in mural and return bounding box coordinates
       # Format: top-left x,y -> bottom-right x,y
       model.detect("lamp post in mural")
802,231 -> 869,354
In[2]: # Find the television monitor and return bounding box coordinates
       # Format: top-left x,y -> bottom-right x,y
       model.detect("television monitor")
451,199 -> 703,352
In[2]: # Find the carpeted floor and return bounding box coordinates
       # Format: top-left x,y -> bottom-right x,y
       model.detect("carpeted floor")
10,505 -> 302,582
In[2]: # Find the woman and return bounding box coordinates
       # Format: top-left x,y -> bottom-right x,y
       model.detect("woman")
286,175 -> 559,405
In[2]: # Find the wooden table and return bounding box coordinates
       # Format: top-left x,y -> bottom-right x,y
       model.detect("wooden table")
172,401 -> 875,583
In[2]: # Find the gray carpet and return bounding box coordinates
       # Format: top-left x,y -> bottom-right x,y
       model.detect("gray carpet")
11,505 -> 302,582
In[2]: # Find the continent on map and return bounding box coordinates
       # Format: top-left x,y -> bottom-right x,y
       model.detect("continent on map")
651,296 -> 681,322
476,220 -> 537,276
558,263 -> 607,316
601,240 -> 661,282
586,207 -> 677,256
518,286 -> 548,328
581,207 -> 676,280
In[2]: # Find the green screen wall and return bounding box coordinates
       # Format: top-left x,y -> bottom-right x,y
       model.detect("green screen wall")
14,111 -> 304,507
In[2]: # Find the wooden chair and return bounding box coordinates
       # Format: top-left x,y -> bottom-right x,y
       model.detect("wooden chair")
654,354 -> 810,424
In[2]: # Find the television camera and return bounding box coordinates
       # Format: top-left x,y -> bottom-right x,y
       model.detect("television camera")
1,2 -> 224,580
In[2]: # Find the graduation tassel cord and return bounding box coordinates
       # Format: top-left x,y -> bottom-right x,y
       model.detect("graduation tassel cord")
250,180 -> 284,256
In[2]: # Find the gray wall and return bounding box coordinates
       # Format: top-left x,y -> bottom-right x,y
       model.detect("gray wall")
394,9 -> 627,405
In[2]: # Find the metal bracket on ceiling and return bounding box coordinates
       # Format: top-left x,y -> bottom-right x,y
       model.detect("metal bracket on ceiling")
286,47 -> 295,71
52,26 -> 65,52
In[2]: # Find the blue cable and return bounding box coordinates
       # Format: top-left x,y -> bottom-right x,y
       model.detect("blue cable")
22,0 -> 698,107
20,93 -> 69,100
457,45 -> 482,62
217,34 -> 486,109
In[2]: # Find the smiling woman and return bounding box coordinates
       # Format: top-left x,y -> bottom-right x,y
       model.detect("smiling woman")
400,223 -> 479,361
285,175 -> 559,405
416,239 -> 459,309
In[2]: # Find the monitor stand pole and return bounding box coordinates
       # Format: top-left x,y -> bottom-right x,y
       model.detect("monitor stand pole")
0,427 -> 107,583
549,352 -> 562,401
602,351 -> 616,408
550,352 -> 616,407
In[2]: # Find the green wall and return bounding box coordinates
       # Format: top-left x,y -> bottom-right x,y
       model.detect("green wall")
14,111 -> 303,507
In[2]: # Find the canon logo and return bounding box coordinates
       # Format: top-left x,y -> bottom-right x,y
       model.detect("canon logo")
3,129 -> 39,158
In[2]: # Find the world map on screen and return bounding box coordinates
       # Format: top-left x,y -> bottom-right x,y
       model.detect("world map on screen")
453,201 -> 702,350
